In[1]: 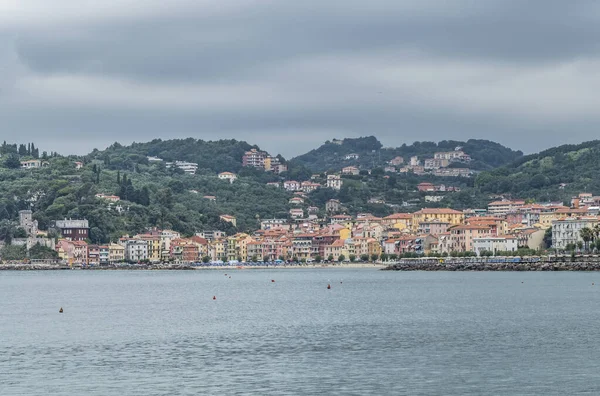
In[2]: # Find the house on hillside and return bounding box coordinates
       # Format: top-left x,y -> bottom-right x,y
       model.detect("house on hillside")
218,172 -> 237,183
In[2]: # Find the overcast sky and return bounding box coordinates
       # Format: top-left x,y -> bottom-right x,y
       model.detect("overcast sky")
1,0 -> 599,158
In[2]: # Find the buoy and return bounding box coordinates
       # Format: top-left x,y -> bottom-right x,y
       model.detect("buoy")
327,284 -> 331,290
271,279 -> 275,283
521,282 -> 524,284
213,296 -> 216,300
229,276 -> 231,279
59,307 -> 63,313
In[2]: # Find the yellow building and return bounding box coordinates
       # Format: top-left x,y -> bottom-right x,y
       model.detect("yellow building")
108,243 -> 125,263
382,213 -> 412,230
210,239 -> 226,261
136,235 -> 161,262
412,209 -> 464,232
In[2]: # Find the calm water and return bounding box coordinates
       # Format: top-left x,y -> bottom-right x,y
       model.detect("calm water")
2,269 -> 600,395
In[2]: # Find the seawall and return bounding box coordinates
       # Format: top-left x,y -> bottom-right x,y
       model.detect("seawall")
383,257 -> 600,271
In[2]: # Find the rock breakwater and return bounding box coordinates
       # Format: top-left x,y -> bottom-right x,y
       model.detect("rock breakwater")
384,257 -> 600,271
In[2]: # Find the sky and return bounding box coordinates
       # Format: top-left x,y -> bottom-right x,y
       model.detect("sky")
1,0 -> 600,158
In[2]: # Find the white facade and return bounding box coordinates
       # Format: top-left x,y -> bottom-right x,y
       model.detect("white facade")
125,240 -> 149,262
473,237 -> 518,255
552,218 -> 598,250
218,172 -> 237,183
326,174 -> 343,190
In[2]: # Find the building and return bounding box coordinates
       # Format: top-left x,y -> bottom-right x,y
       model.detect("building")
196,230 -> 226,241
88,245 -> 100,266
326,199 -> 343,213
487,200 -> 526,216
125,240 -> 149,262
342,166 -> 360,175
417,182 -> 436,192
75,161 -> 84,170
434,150 -> 471,162
411,209 -> 464,231
220,215 -> 237,227
326,174 -> 343,190
20,159 -> 48,169
95,193 -> 121,202
218,172 -> 237,183
388,156 -> 404,166
53,219 -> 90,241
446,224 -> 494,252
551,217 -> 599,250
242,149 -> 267,168
108,243 -> 125,263
424,158 -> 449,169
283,180 -> 301,191
473,237 -> 518,256
344,153 -> 359,160
166,161 -> 198,174
432,168 -> 471,177
289,208 -> 304,219
301,181 -> 321,193
289,197 -> 304,205
260,219 -> 288,230
99,246 -> 110,264
417,220 -> 450,236
147,156 -> 163,162
410,156 -> 420,166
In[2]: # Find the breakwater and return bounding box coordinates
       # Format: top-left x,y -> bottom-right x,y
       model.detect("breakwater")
384,256 -> 600,271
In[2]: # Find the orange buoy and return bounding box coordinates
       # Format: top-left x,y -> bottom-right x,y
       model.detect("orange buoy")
327,284 -> 331,290
59,307 -> 63,313
213,296 -> 216,300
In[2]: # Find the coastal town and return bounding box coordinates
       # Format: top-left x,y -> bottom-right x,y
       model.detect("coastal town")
8,191 -> 600,266
3,143 -> 600,267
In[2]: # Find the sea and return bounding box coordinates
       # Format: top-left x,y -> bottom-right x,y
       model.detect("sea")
2,268 -> 600,395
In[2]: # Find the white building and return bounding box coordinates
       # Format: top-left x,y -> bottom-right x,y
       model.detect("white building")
552,217 -> 599,250
175,161 -> 198,174
473,237 -> 518,255
326,174 -> 343,190
125,240 -> 149,262
410,156 -> 420,166
218,172 -> 237,183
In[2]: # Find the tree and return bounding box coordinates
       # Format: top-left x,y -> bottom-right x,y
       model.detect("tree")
251,255 -> 258,262
360,254 -> 369,262
202,256 -> 210,263
338,254 -> 346,262
349,254 -> 356,262
370,253 -> 378,262
380,253 -> 388,261
314,255 -> 322,263
1,245 -> 27,261
580,227 -> 594,252
327,254 -> 334,262
4,154 -> 21,169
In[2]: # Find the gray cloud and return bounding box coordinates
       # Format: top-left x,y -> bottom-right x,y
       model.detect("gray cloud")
1,0 -> 600,158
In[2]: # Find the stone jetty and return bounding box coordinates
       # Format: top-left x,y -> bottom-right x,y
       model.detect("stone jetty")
384,256 -> 600,271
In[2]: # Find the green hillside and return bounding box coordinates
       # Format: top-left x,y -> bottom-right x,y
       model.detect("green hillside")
475,140 -> 600,201
290,136 -> 523,172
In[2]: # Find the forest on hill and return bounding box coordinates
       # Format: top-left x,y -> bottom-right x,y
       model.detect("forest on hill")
475,140 -> 600,202
290,136 -> 523,172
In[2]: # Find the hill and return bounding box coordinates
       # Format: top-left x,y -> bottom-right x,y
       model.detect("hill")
475,140 -> 600,201
289,136 -> 523,172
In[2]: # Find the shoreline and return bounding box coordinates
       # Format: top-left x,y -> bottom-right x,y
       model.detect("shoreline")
0,263 -> 387,271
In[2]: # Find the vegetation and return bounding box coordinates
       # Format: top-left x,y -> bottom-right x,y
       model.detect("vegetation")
475,140 -> 600,201
291,136 -> 523,172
